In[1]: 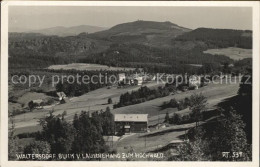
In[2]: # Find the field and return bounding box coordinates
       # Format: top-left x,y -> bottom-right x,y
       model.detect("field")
112,79 -> 239,126
47,63 -> 136,71
12,81 -> 164,133
12,77 -> 239,135
9,91 -> 55,115
203,47 -> 252,60
108,118 -> 217,161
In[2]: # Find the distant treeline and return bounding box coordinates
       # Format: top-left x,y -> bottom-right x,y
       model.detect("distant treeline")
51,69 -> 132,97
8,68 -> 135,99
10,108 -> 115,160
176,28 -> 252,49
114,85 -> 176,108
78,43 -> 234,74
9,30 -> 251,75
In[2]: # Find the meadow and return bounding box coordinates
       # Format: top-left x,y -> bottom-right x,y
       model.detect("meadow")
203,47 -> 252,60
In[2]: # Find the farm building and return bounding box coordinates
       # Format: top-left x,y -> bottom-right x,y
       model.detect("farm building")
189,75 -> 200,89
28,99 -> 44,109
118,73 -> 126,82
56,92 -> 67,103
134,76 -> 143,86
57,92 -> 66,100
114,114 -> 148,135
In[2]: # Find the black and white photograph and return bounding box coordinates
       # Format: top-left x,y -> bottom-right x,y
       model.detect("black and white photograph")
1,1 -> 259,166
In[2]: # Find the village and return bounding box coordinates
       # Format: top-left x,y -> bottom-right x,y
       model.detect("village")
6,4 -> 254,162
9,67 -> 242,161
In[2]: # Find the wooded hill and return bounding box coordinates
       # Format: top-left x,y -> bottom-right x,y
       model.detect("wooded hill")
9,21 -> 252,73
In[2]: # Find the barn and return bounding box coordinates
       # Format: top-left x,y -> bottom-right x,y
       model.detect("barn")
114,114 -> 148,135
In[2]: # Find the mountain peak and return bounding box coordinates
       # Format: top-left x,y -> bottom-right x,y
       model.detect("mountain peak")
109,20 -> 183,31
87,20 -> 191,47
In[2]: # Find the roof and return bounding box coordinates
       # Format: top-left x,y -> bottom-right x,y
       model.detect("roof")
57,92 -> 66,98
32,99 -> 43,104
114,114 -> 148,122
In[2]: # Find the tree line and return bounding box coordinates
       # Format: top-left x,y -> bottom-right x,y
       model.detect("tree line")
114,85 -> 175,108
9,107 -> 115,160
176,28 -> 252,49
167,69 -> 252,161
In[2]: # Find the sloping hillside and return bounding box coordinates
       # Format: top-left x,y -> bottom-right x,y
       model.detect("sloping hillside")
88,20 -> 191,47
8,32 -> 112,68
9,21 -> 251,70
176,28 -> 252,49
28,25 -> 107,37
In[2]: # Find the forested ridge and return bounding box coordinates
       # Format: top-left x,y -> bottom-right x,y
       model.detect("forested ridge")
176,28 -> 252,49
9,21 -> 252,73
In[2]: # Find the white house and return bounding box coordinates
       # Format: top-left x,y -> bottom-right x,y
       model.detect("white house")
57,92 -> 67,101
118,73 -> 126,82
189,75 -> 200,89
134,76 -> 143,86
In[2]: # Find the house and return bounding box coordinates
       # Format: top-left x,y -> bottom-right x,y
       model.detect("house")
134,76 -> 143,86
189,75 -> 200,89
118,73 -> 126,82
28,99 -> 44,109
56,92 -> 67,103
114,50 -> 120,54
114,114 -> 148,135
228,64 -> 234,68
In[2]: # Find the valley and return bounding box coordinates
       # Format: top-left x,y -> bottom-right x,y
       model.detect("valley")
8,20 -> 252,161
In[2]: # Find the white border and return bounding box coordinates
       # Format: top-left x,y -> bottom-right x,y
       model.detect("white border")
1,1 -> 259,167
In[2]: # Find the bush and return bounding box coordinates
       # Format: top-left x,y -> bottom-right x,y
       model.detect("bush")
108,98 -> 112,104
177,100 -> 186,111
24,141 -> 51,155
171,113 -> 181,125
169,98 -> 178,108
17,132 -> 41,139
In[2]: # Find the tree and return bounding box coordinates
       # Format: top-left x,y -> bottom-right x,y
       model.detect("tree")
238,70 -> 252,97
105,106 -> 110,113
108,98 -> 112,104
38,112 -> 75,154
222,62 -> 232,74
189,93 -> 207,127
169,98 -> 178,108
209,108 -> 251,161
24,141 -> 51,155
102,107 -> 115,135
8,115 -> 21,160
164,112 -> 170,123
55,81 -> 63,92
62,110 -> 67,120
171,113 -> 181,125
71,111 -> 107,157
28,101 -> 36,111
174,108 -> 251,161
174,128 -> 211,161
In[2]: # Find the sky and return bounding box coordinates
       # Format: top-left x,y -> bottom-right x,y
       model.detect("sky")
9,6 -> 252,32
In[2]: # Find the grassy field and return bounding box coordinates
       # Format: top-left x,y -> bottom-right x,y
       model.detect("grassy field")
112,80 -> 239,126
9,91 -> 54,115
11,81 -> 164,133
203,47 -> 252,60
111,120 -> 212,161
47,63 -> 136,71
11,77 -> 240,158
11,77 -> 239,134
